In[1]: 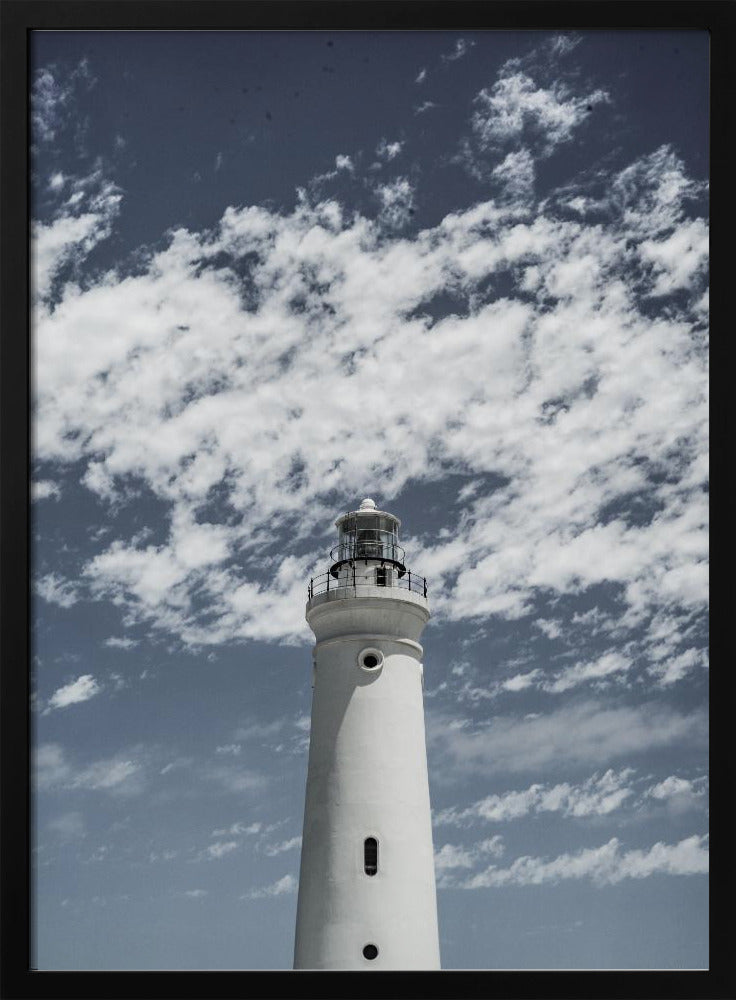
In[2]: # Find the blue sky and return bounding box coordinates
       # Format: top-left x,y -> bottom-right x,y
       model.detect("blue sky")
30,29 -> 708,970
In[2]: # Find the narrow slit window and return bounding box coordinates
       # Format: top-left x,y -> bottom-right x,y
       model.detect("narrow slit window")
364,837 -> 378,876
375,567 -> 387,587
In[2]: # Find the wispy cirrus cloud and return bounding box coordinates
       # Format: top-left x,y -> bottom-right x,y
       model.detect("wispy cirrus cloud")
47,811 -> 86,841
263,836 -> 302,857
211,820 -> 283,838
453,651 -> 635,703
427,700 -> 707,777
34,743 -> 143,795
31,59 -> 94,145
441,38 -> 476,64
201,763 -> 267,795
241,873 -> 297,899
203,840 -> 239,860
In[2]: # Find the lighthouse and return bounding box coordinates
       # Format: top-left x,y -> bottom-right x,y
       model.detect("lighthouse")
293,498 -> 440,970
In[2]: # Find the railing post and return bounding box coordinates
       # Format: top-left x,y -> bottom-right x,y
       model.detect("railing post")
408,570 -> 412,592
326,572 -> 330,592
423,578 -> 427,598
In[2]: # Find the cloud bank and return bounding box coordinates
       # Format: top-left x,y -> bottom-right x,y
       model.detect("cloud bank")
31,51 -> 707,674
450,834 -> 708,889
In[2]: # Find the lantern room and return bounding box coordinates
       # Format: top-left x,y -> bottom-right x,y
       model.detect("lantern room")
330,498 -> 406,575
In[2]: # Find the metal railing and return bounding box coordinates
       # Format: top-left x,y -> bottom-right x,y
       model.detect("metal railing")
330,538 -> 406,565
308,564 -> 428,600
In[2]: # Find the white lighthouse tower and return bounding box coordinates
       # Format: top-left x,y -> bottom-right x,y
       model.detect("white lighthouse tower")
293,498 -> 440,970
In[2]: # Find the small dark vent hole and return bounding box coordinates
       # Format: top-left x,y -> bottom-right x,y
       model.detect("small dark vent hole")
363,654 -> 378,669
364,837 -> 378,876
363,944 -> 378,960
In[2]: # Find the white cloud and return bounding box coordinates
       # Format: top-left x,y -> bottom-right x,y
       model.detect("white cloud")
609,145 -> 707,238
500,670 -> 542,693
428,701 -> 707,776
435,769 -> 636,826
434,843 -> 477,870
202,763 -> 266,794
44,674 -> 101,713
182,889 -> 208,898
31,171 -> 122,302
456,834 -> 708,889
544,651 -> 633,693
471,71 -> 609,156
104,636 -> 138,649
263,836 -> 302,856
159,757 -> 192,776
639,217 -> 708,296
233,719 -> 286,742
335,154 -> 353,172
491,149 -> 535,201
375,138 -> 404,161
34,573 -> 80,609
211,821 -> 263,837
34,744 -> 71,788
548,35 -> 581,58
435,835 -> 504,873
34,743 -> 142,794
149,849 -> 179,863
205,840 -> 239,860
374,177 -> 414,229
48,811 -> 86,840
31,479 -> 61,501
441,39 -> 475,64
534,618 -> 562,639
644,775 -> 708,814
456,645 -> 670,704
73,759 -> 140,792
83,845 -> 110,864
31,60 -> 93,144
242,873 -> 297,899
648,646 -> 707,686
647,775 -> 704,800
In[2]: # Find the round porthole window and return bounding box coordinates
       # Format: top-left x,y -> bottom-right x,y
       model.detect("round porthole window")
358,648 -> 384,671
363,944 -> 378,960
